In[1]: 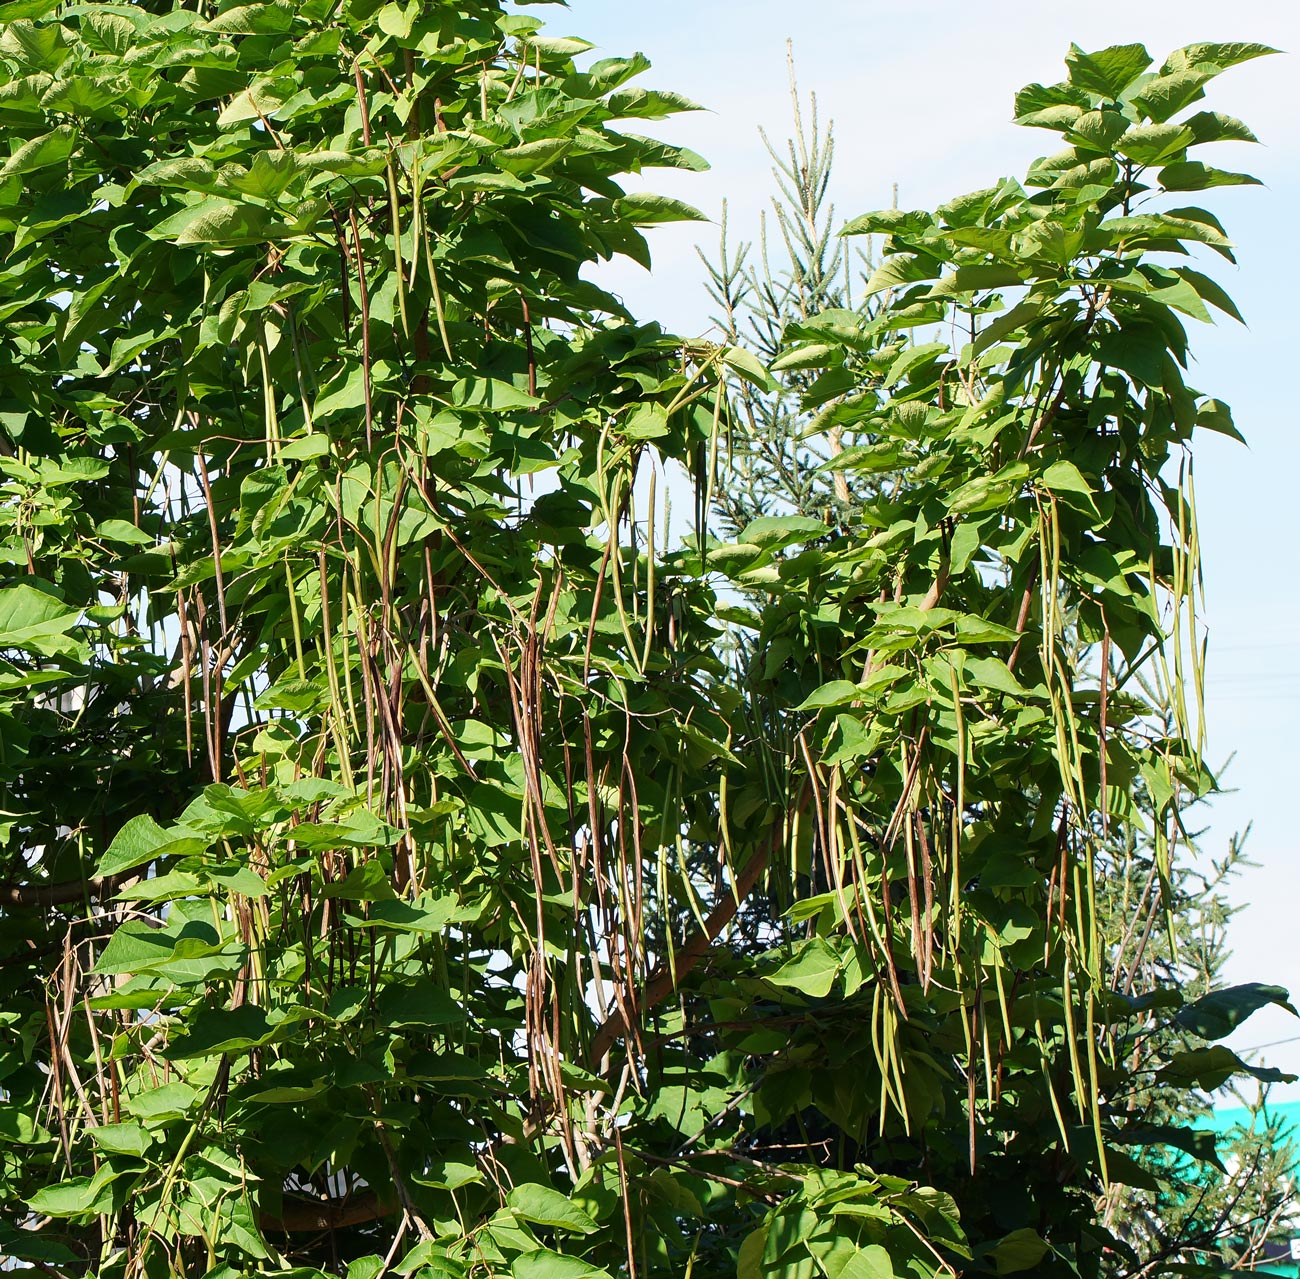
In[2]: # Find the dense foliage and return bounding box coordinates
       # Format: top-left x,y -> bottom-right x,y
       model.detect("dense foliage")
701,57 -> 1298,1273
0,7 -> 1289,1279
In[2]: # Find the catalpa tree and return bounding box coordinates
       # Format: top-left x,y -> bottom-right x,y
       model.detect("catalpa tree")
0,7 -> 1286,1279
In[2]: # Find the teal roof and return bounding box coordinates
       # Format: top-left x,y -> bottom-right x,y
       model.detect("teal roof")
1210,1100 -> 1300,1137
1200,1102 -> 1300,1276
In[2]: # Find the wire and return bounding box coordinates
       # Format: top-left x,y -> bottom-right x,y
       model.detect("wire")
1236,1033 -> 1300,1054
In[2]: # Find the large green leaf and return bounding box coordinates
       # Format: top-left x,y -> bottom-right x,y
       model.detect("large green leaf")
613,192 -> 706,224
512,1252 -> 611,1279
1064,43 -> 1151,98
506,1185 -> 599,1235
989,1229 -> 1049,1276
740,514 -> 827,550
164,1004 -> 280,1059
767,939 -> 841,999
96,814 -> 205,877
0,124 -> 73,177
1175,983 -> 1298,1040
27,1168 -> 120,1219
1157,1045 -> 1295,1091
0,583 -> 79,646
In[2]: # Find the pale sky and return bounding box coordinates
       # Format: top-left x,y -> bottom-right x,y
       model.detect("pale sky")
563,1 -> 1300,1091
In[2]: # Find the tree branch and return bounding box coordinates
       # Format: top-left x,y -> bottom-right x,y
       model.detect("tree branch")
0,874 -> 130,909
589,808 -> 797,1066
262,1191 -> 388,1234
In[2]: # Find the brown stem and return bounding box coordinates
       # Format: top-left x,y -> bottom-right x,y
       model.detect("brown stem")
1099,626 -> 1111,836
519,292 -> 537,399
1006,562 -> 1040,674
353,62 -> 371,146
347,207 -> 374,451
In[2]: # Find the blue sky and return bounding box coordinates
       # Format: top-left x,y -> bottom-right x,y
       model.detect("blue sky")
560,0 -> 1300,1087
